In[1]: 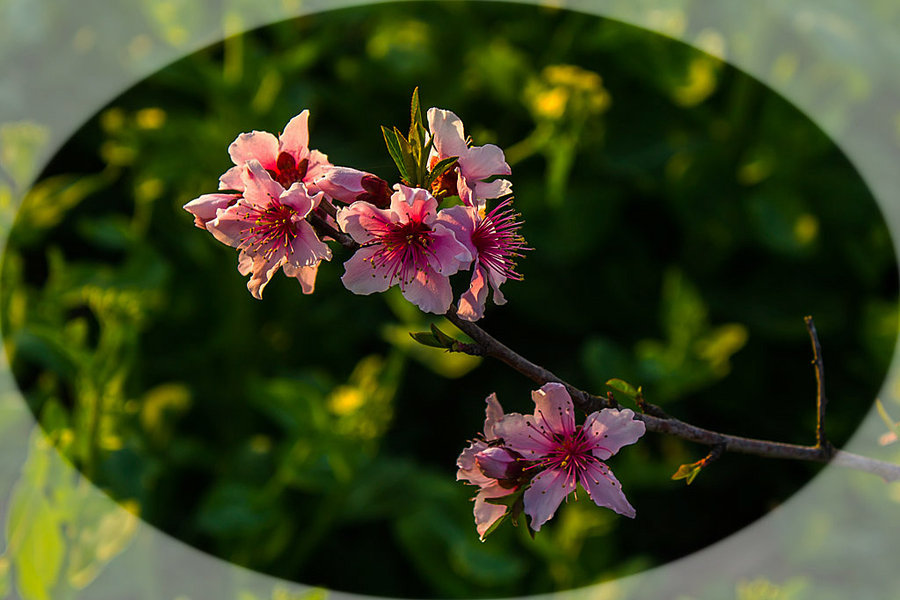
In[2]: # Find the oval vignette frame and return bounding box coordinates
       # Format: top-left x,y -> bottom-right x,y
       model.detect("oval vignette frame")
1,1 -> 900,600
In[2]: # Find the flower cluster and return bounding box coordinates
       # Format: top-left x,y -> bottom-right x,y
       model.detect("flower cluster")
458,383 -> 645,539
184,95 -> 528,319
184,92 -> 649,541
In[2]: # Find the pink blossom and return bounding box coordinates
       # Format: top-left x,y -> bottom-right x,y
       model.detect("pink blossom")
218,110 -> 331,193
313,166 -> 392,208
438,199 -> 530,321
427,107 -> 512,209
336,184 -> 472,314
494,383 -> 645,532
457,394 -> 524,540
206,160 -> 332,299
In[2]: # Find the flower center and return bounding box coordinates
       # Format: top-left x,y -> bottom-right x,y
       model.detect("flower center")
366,218 -> 438,285
267,152 -> 309,189
240,200 -> 299,259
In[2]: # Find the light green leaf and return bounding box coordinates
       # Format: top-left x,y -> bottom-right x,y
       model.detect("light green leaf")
606,378 -> 639,398
671,461 -> 703,485
381,126 -> 410,182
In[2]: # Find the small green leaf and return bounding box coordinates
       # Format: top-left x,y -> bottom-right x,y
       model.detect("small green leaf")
484,488 -> 524,508
409,87 -> 424,141
409,331 -> 445,349
381,126 -> 410,182
875,399 -> 900,438
394,127 -> 419,185
671,461 -> 703,485
606,378 -> 639,398
425,156 -> 458,188
429,324 -> 456,347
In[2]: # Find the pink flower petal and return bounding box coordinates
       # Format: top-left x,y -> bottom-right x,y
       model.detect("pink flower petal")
580,462 -> 636,518
492,413 -> 554,458
435,204 -> 478,259
399,266 -> 453,314
245,250 -> 286,300
278,110 -> 310,158
523,467 -> 575,532
341,246 -> 393,295
426,225 -> 472,276
206,204 -> 249,248
304,150 -> 332,186
457,266 -> 489,322
458,144 -> 511,181
336,201 -> 394,245
218,166 -> 245,191
427,107 -> 469,159
280,182 -> 320,218
583,408 -> 646,460
487,267 -> 507,305
240,160 -> 284,208
457,440 -> 493,487
228,131 -> 279,170
286,220 -> 332,267
484,393 -> 504,441
390,185 -> 438,225
183,193 -> 239,228
283,262 -> 319,294
315,166 -> 367,203
531,383 -> 576,437
474,482 -> 514,540
238,251 -> 253,276
474,178 -> 513,201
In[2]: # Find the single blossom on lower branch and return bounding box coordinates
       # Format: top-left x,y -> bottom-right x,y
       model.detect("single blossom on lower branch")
204,160 -> 332,299
491,382 -> 646,532
336,184 -> 471,314
439,199 -> 530,321
457,394 -> 527,540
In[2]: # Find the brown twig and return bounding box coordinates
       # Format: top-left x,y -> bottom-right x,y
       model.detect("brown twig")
445,307 -> 900,482
309,213 -> 358,250
805,315 -> 833,458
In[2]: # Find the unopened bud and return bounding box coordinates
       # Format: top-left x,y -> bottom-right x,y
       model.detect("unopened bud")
475,446 -> 521,480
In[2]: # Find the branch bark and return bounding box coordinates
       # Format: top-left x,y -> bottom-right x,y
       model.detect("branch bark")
445,308 -> 900,482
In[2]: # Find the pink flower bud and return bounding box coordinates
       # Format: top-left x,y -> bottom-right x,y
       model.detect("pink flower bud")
315,166 -> 391,207
475,446 -> 521,481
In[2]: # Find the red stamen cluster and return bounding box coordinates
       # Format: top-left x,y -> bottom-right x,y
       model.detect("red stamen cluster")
240,199 -> 300,259
365,217 -> 440,285
525,412 -> 613,495
472,199 -> 530,281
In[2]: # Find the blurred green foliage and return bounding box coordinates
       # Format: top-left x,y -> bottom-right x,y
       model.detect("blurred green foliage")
0,2 -> 897,599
